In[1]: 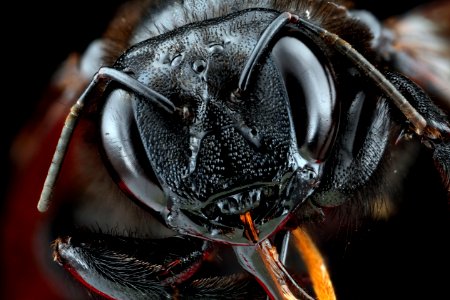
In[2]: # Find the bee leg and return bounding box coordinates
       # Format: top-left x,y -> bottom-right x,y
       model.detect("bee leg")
385,71 -> 450,139
178,273 -> 266,299
53,233 -> 211,299
310,95 -> 393,209
386,71 -> 450,192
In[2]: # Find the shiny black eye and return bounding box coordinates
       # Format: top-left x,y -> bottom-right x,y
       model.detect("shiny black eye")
192,59 -> 207,73
272,36 -> 338,162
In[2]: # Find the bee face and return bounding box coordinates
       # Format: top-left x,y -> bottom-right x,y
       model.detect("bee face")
6,1 -> 448,299
101,9 -> 327,243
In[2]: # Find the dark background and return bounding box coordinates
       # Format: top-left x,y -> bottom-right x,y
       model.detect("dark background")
1,1 -> 446,299
1,1 -> 126,201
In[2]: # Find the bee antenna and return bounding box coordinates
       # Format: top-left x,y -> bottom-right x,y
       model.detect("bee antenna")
37,67 -> 175,212
238,12 -> 292,93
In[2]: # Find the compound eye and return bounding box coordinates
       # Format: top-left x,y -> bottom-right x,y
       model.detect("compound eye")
100,90 -> 166,213
272,36 -> 339,162
192,59 -> 207,73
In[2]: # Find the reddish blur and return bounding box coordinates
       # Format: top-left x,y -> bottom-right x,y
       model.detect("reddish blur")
2,55 -> 88,300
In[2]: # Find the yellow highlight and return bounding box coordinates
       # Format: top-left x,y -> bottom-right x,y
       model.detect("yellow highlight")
240,212 -> 259,242
291,228 -> 336,300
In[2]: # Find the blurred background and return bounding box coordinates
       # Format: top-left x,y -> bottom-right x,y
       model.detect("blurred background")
1,1 -> 447,299
0,2 -> 126,299
1,1 -> 126,204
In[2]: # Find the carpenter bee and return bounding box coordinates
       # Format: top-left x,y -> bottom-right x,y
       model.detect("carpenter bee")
3,0 -> 449,299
